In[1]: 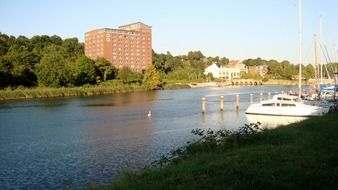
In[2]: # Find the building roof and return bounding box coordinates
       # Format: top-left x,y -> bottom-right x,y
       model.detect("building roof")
118,22 -> 151,29
85,22 -> 151,35
228,60 -> 240,67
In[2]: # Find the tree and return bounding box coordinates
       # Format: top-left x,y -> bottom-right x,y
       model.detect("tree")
62,38 -> 84,60
75,56 -> 96,85
118,66 -> 142,83
36,45 -> 72,87
94,57 -> 118,82
143,64 -> 160,90
0,57 -> 12,87
0,33 -> 10,56
187,51 -> 204,60
5,44 -> 38,86
302,64 -> 314,81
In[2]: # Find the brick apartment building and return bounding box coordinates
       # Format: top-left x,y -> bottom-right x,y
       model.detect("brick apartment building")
85,22 -> 152,72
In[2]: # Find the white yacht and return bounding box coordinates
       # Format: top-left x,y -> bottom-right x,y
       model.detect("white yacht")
245,1 -> 331,118
245,94 -> 329,117
245,114 -> 308,129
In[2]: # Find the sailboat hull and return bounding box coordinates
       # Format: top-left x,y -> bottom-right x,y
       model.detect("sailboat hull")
246,102 -> 328,117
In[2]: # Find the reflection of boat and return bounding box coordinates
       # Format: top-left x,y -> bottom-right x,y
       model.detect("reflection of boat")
245,94 -> 329,116
245,114 -> 308,129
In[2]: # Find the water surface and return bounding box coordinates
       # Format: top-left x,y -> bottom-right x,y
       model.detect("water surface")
0,86 -> 300,189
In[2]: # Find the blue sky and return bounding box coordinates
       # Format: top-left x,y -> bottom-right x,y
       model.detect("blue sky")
0,0 -> 337,64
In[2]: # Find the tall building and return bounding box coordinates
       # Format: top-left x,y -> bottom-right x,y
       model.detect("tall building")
85,22 -> 152,72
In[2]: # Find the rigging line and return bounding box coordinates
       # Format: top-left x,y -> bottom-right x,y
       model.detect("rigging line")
319,43 -> 331,79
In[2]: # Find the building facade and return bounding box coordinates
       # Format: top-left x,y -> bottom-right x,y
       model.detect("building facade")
85,22 -> 152,72
227,60 -> 248,73
204,62 -> 241,80
248,65 -> 269,77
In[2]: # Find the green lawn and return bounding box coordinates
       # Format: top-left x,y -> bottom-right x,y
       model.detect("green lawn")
91,112 -> 338,190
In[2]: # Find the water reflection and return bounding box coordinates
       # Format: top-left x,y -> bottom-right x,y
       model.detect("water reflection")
202,113 -> 206,128
220,111 -> 224,124
245,114 -> 308,129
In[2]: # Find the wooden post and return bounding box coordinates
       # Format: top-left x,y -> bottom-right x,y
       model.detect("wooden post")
220,96 -> 224,111
236,94 -> 240,110
260,93 -> 263,102
268,92 -> 271,99
202,97 -> 206,114
250,94 -> 253,104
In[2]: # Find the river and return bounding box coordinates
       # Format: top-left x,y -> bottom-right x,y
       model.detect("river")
0,85 -> 302,189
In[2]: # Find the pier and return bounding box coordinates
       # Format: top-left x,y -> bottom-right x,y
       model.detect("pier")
201,92 -> 275,113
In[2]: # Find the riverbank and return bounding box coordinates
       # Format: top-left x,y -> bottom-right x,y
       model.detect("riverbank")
187,79 -> 317,88
0,81 -> 192,101
0,79 -> 313,101
0,85 -> 145,101
91,112 -> 338,190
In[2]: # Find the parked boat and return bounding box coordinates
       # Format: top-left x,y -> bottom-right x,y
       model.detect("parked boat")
246,0 -> 331,117
245,94 -> 329,117
245,114 -> 308,129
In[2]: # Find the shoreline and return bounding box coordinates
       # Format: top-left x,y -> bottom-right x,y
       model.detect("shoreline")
188,79 -> 316,88
0,79 -> 315,101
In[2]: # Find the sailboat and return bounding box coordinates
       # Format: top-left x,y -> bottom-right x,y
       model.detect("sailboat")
245,0 -> 329,117
245,93 -> 329,116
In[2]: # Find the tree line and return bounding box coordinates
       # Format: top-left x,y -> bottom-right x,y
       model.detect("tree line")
0,33 -> 160,89
2,33 -> 334,89
0,33 -> 216,89
243,57 -> 338,81
242,57 -> 316,80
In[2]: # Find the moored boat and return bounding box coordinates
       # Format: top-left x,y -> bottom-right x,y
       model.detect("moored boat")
245,94 -> 329,117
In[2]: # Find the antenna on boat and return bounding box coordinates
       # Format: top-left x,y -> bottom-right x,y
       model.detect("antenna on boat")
298,0 -> 302,99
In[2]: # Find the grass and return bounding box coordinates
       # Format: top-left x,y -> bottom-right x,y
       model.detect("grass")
0,80 -> 195,101
0,82 -> 145,100
89,112 -> 338,190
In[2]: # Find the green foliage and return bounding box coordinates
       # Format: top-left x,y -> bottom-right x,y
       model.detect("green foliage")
243,58 -> 315,80
142,64 -> 160,90
302,64 -> 315,80
36,45 -> 73,87
0,33 -> 86,88
0,84 -> 145,100
241,72 -> 262,80
152,51 -> 182,74
153,51 -> 207,81
186,51 -> 204,61
118,66 -> 142,84
152,123 -> 262,168
62,38 -> 84,60
75,56 -> 96,85
94,57 -> 118,82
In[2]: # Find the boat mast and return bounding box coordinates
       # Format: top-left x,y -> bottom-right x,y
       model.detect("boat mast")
314,34 -> 319,88
298,0 -> 302,98
320,16 -> 323,83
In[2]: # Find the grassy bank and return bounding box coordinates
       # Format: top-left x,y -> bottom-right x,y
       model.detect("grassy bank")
161,80 -> 192,89
92,112 -> 338,190
0,80 -> 194,101
0,82 -> 145,101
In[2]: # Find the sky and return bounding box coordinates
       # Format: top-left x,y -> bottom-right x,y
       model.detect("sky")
0,0 -> 337,64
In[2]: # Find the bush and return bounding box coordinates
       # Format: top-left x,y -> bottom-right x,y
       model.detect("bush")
152,122 -> 262,168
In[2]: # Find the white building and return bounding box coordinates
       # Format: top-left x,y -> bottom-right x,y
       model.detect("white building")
204,62 -> 241,80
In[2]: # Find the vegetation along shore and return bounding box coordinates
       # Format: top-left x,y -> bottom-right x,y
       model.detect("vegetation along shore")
1,33 -> 337,101
88,112 -> 338,190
